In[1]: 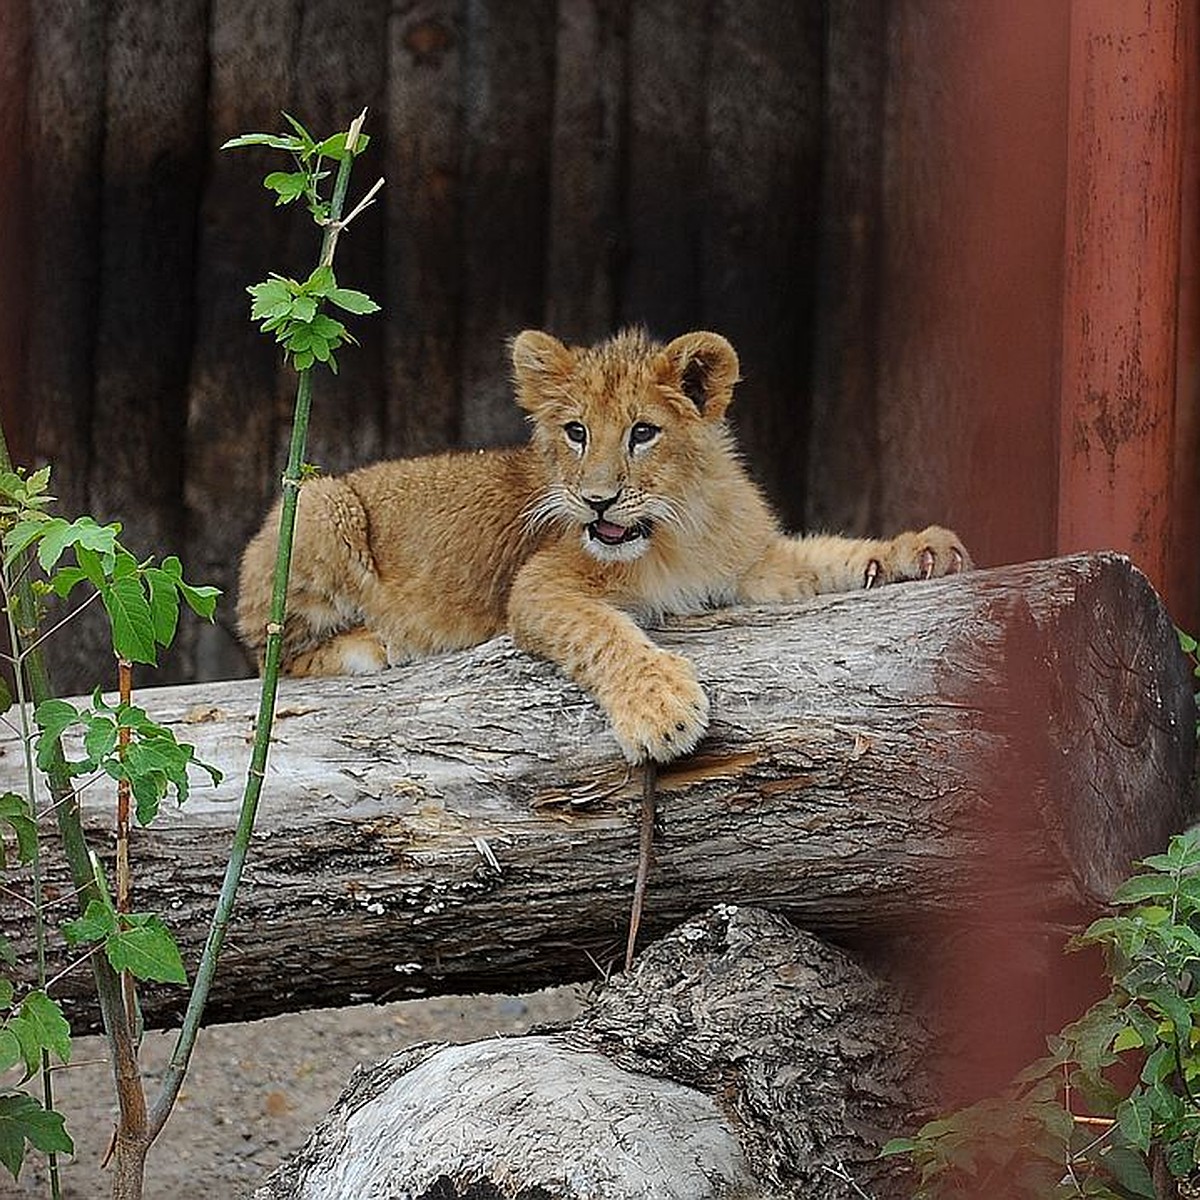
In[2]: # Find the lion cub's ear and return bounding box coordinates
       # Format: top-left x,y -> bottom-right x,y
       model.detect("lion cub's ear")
658,332 -> 741,421
511,330 -> 575,414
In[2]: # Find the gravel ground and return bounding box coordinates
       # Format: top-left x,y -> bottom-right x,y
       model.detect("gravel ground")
6,986 -> 585,1200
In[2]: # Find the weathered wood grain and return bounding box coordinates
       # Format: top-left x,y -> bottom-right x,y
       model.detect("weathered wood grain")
181,0 -> 301,684
806,0 -> 886,538
89,0 -> 208,557
457,0 -> 557,447
544,0 -> 628,343
702,0 -> 823,529
4,554 -> 1194,1033
385,0 -> 466,457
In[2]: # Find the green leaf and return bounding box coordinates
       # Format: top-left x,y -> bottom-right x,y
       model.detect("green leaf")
1064,1000 -> 1125,1071
326,286 -> 380,315
33,700 -> 79,769
1141,1043 -> 1175,1085
101,573 -> 157,664
304,265 -> 335,296
74,544 -> 110,589
280,111 -> 318,156
1116,1094 -> 1153,1152
1165,1133 -> 1197,1177
1113,874 -> 1178,904
2,516 -> 48,566
1113,1025 -> 1145,1052
0,1091 -> 74,1180
143,566 -> 180,647
81,714 -> 117,768
290,296 -> 317,323
9,991 -> 71,1074
248,276 -> 295,318
0,937 -> 13,968
1098,1144 -> 1156,1198
105,916 -> 187,985
314,130 -> 371,160
0,679 -> 10,719
220,132 -> 306,152
46,565 -> 88,599
1143,984 -> 1193,1045
0,794 -> 36,867
0,980 -> 12,1010
61,897 -> 118,946
263,170 -> 308,206
879,1137 -> 917,1157
177,579 -> 220,620
1179,629 -> 1199,655
35,516 -> 120,574
0,1031 -> 19,1074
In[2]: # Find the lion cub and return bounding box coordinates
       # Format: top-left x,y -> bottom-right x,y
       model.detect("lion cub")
238,329 -> 969,763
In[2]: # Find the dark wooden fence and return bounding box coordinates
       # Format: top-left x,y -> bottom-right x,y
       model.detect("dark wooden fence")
0,0 -> 1195,690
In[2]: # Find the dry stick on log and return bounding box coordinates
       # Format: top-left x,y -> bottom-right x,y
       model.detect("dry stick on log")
624,761 -> 657,971
4,553 -> 1195,1033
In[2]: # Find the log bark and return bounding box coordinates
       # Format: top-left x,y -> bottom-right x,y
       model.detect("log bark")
252,906 -> 935,1200
4,553 -> 1195,1032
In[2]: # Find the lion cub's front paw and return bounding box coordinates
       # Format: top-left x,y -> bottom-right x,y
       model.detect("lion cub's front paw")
865,525 -> 972,588
607,651 -> 710,764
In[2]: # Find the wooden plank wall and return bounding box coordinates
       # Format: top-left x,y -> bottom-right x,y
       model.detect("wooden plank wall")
1,0 -> 1196,692
3,0 -> 841,690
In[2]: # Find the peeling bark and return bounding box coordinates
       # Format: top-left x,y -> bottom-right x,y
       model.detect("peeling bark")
4,553 -> 1194,1032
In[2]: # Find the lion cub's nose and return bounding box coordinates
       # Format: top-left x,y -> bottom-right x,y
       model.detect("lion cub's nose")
584,492 -> 621,516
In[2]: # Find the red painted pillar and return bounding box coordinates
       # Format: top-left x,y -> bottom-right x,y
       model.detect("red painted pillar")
1170,1 -> 1200,632
1057,0 -> 1188,598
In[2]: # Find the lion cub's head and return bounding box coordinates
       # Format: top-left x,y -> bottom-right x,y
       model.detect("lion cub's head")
511,328 -> 741,564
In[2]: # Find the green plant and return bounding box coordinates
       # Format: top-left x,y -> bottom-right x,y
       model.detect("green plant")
0,110 -> 381,1199
0,463 -> 219,1193
1179,629 -> 1199,750
884,829 -> 1200,1197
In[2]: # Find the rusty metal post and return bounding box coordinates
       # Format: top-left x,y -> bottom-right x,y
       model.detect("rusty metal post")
1057,0 -> 1189,598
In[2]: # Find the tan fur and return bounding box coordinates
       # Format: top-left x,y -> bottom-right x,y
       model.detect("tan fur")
238,329 -> 971,762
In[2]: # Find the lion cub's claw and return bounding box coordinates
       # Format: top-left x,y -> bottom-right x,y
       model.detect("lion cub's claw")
863,526 -> 971,590
609,652 -> 710,764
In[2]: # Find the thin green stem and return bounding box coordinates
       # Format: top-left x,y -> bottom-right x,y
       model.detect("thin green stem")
1,561 -> 62,1200
148,114 -> 368,1141
0,419 -> 137,1197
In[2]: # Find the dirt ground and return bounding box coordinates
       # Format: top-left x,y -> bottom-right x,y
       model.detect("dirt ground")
6,986 -> 585,1200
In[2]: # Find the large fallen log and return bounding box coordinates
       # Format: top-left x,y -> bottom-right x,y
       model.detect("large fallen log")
4,553 -> 1195,1030
252,906 -> 937,1200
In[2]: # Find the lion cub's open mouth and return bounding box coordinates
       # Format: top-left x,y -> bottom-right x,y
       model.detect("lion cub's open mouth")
588,518 -> 649,546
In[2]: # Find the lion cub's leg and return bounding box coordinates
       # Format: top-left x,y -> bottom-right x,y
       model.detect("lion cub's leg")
285,628 -> 388,676
237,477 -> 380,675
507,559 -> 709,764
738,526 -> 971,602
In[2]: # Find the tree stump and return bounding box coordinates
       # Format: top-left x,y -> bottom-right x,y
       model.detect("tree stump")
252,906 -> 935,1200
3,553 -> 1194,1031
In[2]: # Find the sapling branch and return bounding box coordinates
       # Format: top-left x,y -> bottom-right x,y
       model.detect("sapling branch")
147,110 -> 379,1144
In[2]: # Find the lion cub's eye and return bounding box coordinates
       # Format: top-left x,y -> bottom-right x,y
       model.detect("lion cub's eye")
629,422 -> 661,451
563,421 -> 588,448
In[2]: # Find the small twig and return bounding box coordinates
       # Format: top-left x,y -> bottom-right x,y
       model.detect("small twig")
0,881 -> 34,908
820,1162 -> 876,1199
43,944 -> 102,993
18,587 -> 105,660
333,176 -> 385,234
624,761 -> 657,970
